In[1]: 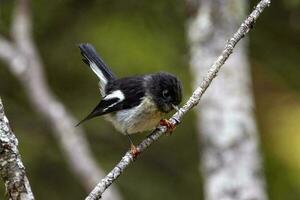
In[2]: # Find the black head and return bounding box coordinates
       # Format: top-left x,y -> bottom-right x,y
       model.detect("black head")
147,72 -> 182,113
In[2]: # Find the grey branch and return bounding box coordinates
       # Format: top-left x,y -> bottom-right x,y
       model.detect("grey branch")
85,0 -> 271,199
188,0 -> 268,199
0,0 -> 122,199
0,97 -> 35,200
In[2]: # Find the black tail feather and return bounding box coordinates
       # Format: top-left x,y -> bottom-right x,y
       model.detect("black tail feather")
78,43 -> 116,81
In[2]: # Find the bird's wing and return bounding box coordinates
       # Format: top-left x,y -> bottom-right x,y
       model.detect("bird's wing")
79,43 -> 116,97
76,77 -> 146,126
101,90 -> 125,113
76,90 -> 126,126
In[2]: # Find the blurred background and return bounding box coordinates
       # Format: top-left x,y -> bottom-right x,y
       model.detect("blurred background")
0,0 -> 300,199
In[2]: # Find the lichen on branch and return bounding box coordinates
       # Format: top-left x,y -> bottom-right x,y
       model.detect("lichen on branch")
0,98 -> 34,200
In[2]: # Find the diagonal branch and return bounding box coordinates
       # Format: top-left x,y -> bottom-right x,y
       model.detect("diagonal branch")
0,97 -> 35,200
0,37 -> 17,62
85,0 -> 271,199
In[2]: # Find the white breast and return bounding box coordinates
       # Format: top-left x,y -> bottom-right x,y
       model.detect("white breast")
105,96 -> 163,134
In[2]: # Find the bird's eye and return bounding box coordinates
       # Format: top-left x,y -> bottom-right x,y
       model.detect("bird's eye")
162,89 -> 170,99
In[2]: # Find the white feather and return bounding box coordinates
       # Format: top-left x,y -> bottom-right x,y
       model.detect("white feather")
89,61 -> 107,96
98,82 -> 106,97
105,90 -> 125,100
90,62 -> 107,85
105,96 -> 163,134
103,90 -> 125,112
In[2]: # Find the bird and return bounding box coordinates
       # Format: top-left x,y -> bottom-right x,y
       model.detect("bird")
76,43 -> 182,157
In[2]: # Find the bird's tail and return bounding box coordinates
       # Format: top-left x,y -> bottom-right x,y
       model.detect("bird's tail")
79,43 -> 116,92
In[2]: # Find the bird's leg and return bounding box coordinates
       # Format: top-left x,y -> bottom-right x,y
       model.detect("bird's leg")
125,131 -> 139,158
159,119 -> 176,135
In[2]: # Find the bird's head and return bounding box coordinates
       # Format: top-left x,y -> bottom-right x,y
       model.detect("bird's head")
147,72 -> 182,113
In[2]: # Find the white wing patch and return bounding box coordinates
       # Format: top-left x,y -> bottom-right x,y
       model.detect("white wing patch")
103,90 -> 125,112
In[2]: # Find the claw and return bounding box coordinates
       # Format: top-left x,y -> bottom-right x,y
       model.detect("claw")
159,119 -> 176,135
130,144 -> 139,158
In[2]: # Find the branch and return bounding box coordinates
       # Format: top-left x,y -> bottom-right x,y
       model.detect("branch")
85,0 -> 271,199
0,0 -> 122,199
0,97 -> 35,200
0,37 -> 17,62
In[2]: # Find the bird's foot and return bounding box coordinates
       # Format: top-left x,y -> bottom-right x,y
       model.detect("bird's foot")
159,119 -> 176,135
130,144 -> 140,159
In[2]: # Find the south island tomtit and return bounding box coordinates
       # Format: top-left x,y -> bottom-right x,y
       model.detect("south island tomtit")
77,43 -> 182,156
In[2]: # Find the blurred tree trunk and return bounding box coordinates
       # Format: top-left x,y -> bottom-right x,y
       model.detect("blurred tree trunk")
0,97 -> 34,200
187,0 -> 268,200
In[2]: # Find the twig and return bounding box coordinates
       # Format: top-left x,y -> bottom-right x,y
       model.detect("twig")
0,0 -> 122,199
85,0 -> 271,199
0,97 -> 35,200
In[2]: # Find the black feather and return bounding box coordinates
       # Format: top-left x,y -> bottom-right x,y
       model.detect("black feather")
76,76 -> 146,126
76,97 -> 121,126
79,43 -> 116,81
146,72 -> 182,112
106,76 -> 146,109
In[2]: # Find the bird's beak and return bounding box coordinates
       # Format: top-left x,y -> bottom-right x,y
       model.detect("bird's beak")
172,104 -> 179,112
